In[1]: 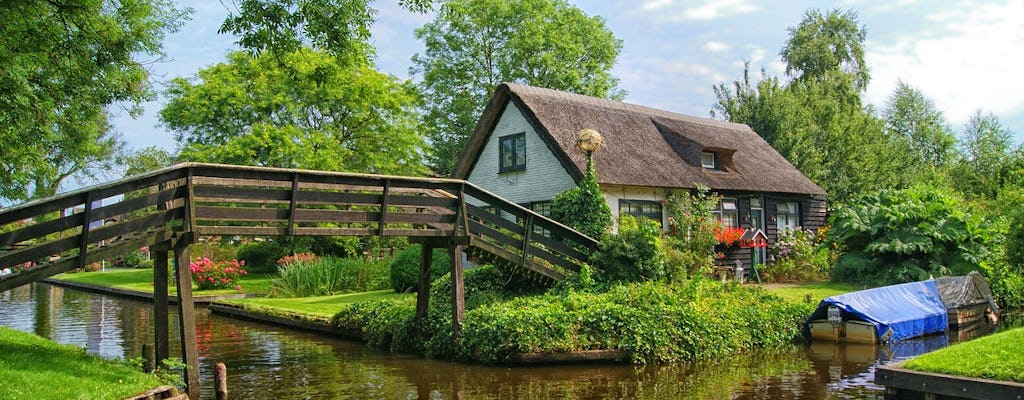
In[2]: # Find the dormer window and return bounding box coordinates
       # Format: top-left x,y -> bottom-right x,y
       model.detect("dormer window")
701,151 -> 717,169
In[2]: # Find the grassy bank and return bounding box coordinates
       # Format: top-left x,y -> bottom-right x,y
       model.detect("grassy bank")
764,282 -> 864,304
0,327 -> 165,399
52,268 -> 275,295
903,327 -> 1024,383
221,290 -> 407,319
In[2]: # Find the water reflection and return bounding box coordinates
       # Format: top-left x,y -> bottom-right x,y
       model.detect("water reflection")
0,283 -> 998,400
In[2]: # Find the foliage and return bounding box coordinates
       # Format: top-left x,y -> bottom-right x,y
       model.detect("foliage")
550,163 -> 613,239
904,327 -> 1024,383
119,146 -> 175,178
950,111 -> 1018,200
236,242 -> 288,273
827,186 -> 990,285
1007,202 -> 1024,273
765,227 -> 831,282
52,268 -> 276,295
0,327 -> 166,400
663,186 -> 721,278
591,215 -> 666,283
0,0 -> 189,201
389,244 -> 450,293
162,48 -> 425,176
121,250 -> 147,269
189,257 -> 248,290
221,0 -> 374,63
270,256 -> 390,297
883,80 -> 957,170
780,8 -> 869,94
411,0 -> 623,174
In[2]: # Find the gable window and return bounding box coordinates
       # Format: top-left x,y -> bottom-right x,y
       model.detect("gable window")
712,198 -> 739,228
619,199 -> 663,226
499,133 -> 526,172
777,201 -> 799,232
701,151 -> 717,169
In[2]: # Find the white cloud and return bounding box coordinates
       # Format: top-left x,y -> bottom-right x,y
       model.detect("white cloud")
865,1 -> 1024,127
684,0 -> 759,20
641,0 -> 674,10
704,41 -> 730,52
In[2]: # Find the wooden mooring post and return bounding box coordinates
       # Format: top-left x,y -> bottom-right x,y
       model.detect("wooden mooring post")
215,362 -> 228,400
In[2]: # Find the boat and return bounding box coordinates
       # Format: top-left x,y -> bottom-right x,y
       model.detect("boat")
934,271 -> 999,327
806,280 -> 948,344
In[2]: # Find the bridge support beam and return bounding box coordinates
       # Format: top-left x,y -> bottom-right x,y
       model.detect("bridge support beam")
415,243 -> 432,321
173,236 -> 201,400
449,244 -> 465,338
153,247 -> 170,365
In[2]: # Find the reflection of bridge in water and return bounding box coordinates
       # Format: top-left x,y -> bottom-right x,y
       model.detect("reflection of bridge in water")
0,163 -> 599,399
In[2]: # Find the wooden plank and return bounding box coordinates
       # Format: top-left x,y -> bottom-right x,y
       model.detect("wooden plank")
520,214 -> 534,268
466,204 -> 525,236
527,244 -> 580,273
467,220 -> 522,249
173,238 -> 201,400
469,239 -> 565,281
153,249 -> 170,364
287,173 -> 300,236
450,244 -> 465,338
378,179 -> 390,236
416,243 -> 432,321
195,206 -> 290,222
530,232 -> 591,263
192,185 -> 292,203
195,226 -> 288,237
295,191 -> 380,206
875,365 -> 1024,400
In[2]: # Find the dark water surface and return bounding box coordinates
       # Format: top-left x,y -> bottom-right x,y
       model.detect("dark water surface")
0,283 -> 995,399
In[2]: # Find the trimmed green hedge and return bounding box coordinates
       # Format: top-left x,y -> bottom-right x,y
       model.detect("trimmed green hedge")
389,244 -> 450,293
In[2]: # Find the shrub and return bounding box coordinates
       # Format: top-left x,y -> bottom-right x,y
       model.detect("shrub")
189,257 -> 247,290
389,245 -> 450,293
663,185 -> 721,278
137,258 -> 155,269
550,162 -> 612,239
270,256 -> 390,297
591,215 -> 666,283
827,186 -> 991,285
236,242 -> 287,273
764,227 -> 831,282
122,249 -> 146,268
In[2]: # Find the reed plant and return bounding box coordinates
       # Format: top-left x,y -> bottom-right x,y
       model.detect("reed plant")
270,256 -> 389,298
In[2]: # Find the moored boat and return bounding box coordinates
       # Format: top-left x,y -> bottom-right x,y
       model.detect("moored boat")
934,271 -> 999,328
806,280 -> 948,344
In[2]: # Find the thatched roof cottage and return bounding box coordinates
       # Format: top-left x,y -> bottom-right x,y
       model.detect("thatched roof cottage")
452,83 -> 827,270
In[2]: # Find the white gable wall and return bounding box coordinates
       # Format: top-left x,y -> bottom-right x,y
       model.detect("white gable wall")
467,102 -> 577,205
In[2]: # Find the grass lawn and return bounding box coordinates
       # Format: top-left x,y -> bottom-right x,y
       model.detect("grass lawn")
222,290 -> 410,318
0,327 -> 165,399
52,268 -> 275,296
764,281 -> 865,304
903,327 -> 1024,383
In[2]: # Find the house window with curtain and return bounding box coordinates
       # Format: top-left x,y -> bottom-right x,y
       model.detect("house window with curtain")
776,201 -> 799,232
619,199 -> 663,226
701,151 -> 717,169
499,133 -> 526,172
712,198 -> 739,228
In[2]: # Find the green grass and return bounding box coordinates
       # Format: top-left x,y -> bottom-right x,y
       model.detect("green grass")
0,326 -> 165,399
903,327 -> 1024,382
764,281 -> 865,304
222,290 -> 408,318
52,268 -> 275,295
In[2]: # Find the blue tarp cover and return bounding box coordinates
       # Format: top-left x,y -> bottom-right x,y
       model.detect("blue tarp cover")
807,280 -> 948,342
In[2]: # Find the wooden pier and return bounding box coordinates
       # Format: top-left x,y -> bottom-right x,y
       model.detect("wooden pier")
875,364 -> 1024,400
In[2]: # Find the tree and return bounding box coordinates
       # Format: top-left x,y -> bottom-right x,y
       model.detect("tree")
411,0 -> 623,175
951,111 -> 1016,199
161,49 -> 426,175
120,146 -> 175,177
780,8 -> 869,96
882,81 -> 957,169
550,163 -> 612,240
0,0 -> 189,201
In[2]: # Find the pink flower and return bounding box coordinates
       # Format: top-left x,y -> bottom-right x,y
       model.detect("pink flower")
235,285 -> 242,291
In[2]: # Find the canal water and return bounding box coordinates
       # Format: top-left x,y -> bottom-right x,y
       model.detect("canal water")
0,283 -> 996,399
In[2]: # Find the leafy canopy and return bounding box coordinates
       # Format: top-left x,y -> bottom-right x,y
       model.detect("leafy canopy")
550,163 -> 613,240
411,0 -> 623,175
0,0 -> 189,200
161,49 -> 426,175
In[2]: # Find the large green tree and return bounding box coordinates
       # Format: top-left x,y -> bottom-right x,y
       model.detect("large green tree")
950,111 -> 1017,200
0,0 -> 189,200
882,81 -> 957,170
411,0 -> 623,175
780,8 -> 869,96
161,49 -> 425,175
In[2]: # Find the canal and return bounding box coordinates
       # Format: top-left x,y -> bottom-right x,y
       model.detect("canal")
0,283 -> 994,399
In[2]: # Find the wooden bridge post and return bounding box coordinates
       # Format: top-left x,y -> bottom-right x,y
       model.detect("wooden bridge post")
173,236 -> 201,400
153,246 -> 170,364
449,244 -> 465,338
415,243 -> 433,321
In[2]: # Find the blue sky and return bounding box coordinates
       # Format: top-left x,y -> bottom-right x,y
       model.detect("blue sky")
112,0 -> 1024,157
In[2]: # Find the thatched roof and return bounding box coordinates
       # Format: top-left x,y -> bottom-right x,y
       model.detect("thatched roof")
452,83 -> 827,196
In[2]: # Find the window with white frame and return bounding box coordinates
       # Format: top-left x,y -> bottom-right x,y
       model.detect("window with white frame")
701,151 -> 717,169
776,201 -> 799,232
712,198 -> 739,228
619,199 -> 663,226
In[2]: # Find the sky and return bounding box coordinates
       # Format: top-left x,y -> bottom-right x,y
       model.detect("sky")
112,0 -> 1024,157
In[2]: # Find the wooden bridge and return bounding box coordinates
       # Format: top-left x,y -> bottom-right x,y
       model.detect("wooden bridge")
0,163 -> 599,399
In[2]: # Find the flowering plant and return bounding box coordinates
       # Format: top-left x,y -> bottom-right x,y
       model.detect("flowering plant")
714,227 -> 745,247
277,252 -> 318,268
190,257 -> 248,290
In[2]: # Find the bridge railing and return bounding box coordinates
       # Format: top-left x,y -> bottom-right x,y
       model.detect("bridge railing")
0,163 -> 600,291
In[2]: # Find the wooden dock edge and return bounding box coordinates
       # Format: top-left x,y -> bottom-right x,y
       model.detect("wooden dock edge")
510,349 -> 630,365
123,385 -> 185,400
208,302 -> 361,339
41,278 -> 256,304
875,364 -> 1024,400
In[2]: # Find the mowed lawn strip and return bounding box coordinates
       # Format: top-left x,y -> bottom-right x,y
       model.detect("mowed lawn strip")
51,268 -> 275,295
0,327 -> 164,400
765,282 -> 865,304
903,327 -> 1024,383
221,290 -> 409,319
